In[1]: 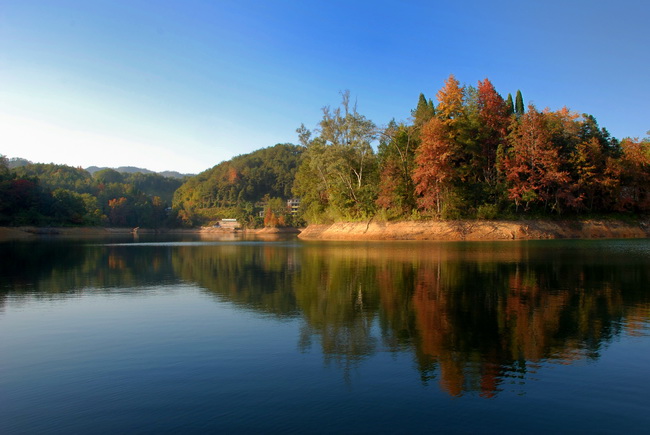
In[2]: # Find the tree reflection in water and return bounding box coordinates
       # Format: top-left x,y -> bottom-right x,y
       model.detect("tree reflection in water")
172,240 -> 650,397
2,239 -> 649,397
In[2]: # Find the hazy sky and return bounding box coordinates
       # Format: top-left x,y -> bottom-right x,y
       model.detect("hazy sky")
1,0 -> 648,174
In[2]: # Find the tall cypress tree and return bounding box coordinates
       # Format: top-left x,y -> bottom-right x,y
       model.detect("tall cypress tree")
412,93 -> 435,126
417,93 -> 427,109
506,93 -> 514,115
515,90 -> 524,116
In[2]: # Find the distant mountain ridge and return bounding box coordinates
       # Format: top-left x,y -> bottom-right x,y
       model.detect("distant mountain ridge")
6,158 -> 193,179
86,166 -> 193,179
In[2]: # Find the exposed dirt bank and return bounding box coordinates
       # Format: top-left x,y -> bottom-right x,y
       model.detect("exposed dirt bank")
298,219 -> 650,241
3,221 -> 647,242
0,226 -> 302,242
247,227 -> 301,235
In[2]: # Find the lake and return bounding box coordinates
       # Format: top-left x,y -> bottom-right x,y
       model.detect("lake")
1,236 -> 649,433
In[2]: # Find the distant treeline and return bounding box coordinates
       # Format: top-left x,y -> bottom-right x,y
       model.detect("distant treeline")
3,74 -> 649,228
0,161 -> 183,227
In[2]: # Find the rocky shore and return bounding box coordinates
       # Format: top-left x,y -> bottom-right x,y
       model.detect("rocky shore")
298,219 -> 650,241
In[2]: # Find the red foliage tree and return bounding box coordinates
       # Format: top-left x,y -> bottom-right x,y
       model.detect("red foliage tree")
376,158 -> 401,209
412,118 -> 456,214
505,106 -> 572,212
477,78 -> 510,186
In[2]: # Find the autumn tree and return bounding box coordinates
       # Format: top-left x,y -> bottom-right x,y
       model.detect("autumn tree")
412,76 -> 502,216
263,196 -> 289,227
436,74 -> 465,129
107,197 -> 132,226
412,117 -> 457,215
544,107 -> 581,158
504,105 -> 572,213
476,78 -> 511,195
410,75 -> 471,216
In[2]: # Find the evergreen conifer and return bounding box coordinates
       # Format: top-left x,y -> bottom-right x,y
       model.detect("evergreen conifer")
515,90 -> 524,116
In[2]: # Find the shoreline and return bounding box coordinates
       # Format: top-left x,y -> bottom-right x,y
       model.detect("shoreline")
297,218 -> 650,241
0,225 -> 301,242
2,219 -> 649,242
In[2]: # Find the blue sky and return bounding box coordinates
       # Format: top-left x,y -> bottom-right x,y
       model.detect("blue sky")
1,0 -> 648,173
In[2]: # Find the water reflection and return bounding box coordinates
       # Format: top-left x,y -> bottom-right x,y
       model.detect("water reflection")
0,240 -> 179,298
171,242 -> 301,316
1,238 -> 649,397
292,242 -> 650,396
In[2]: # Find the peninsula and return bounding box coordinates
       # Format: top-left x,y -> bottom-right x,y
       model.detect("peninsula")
298,219 -> 650,241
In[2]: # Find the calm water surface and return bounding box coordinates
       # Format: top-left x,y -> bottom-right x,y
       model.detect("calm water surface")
1,236 -> 649,433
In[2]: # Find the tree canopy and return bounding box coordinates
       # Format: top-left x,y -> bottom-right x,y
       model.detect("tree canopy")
293,76 -> 647,222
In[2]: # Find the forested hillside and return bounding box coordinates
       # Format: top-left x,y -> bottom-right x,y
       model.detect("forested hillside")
0,160 -> 183,227
172,143 -> 303,227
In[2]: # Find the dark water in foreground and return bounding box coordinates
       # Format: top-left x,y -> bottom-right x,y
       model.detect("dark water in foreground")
1,236 -> 649,433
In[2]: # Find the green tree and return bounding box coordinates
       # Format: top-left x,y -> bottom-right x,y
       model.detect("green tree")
13,163 -> 94,193
0,155 -> 10,182
412,93 -> 435,127
505,93 -> 514,115
376,121 -> 418,215
94,168 -> 124,184
515,90 -> 525,116
0,178 -> 48,225
293,91 -> 378,221
51,189 -> 87,225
